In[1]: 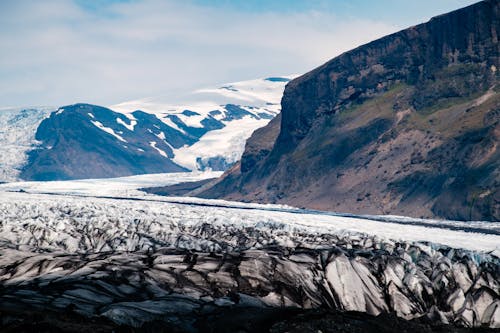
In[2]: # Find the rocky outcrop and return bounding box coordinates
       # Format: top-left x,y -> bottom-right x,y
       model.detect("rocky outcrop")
200,0 -> 500,221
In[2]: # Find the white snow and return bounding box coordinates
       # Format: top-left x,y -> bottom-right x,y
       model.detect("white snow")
162,116 -> 186,134
156,131 -> 166,140
110,76 -> 296,170
173,117 -> 265,170
116,117 -> 137,131
111,76 -> 295,122
149,141 -> 168,158
88,113 -> 95,119
91,120 -> 127,142
176,113 -> 206,128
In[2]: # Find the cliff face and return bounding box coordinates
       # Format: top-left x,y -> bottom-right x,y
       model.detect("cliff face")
200,0 -> 500,221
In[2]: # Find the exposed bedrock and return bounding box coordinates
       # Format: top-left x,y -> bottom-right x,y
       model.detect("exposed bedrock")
200,0 -> 500,221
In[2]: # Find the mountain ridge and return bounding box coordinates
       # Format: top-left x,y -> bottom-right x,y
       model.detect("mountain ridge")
198,0 -> 500,221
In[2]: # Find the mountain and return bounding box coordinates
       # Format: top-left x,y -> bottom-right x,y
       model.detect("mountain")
112,77 -> 292,171
198,0 -> 500,222
20,104 -> 190,180
0,77 -> 291,181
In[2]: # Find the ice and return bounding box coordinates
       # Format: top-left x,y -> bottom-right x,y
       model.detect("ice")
0,171 -> 222,197
0,173 -> 497,328
0,107 -> 54,181
173,117 -> 265,170
0,186 -> 497,256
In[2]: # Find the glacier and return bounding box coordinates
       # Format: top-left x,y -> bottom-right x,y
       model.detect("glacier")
111,76 -> 295,171
0,174 -> 498,330
0,107 -> 54,181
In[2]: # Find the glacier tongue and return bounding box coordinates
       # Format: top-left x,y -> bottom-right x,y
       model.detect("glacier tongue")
0,192 -> 498,330
0,107 -> 53,181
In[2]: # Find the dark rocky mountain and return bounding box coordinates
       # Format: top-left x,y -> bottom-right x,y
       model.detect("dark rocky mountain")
20,104 -> 191,180
199,0 -> 500,221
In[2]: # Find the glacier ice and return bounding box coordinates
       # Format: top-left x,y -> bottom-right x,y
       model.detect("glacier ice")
0,190 -> 498,328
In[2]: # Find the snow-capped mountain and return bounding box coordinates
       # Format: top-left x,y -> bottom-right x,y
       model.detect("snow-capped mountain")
111,76 -> 293,171
0,77 -> 292,181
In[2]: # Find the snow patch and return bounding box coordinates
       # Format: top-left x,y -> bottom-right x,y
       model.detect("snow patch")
156,132 -> 166,140
117,117 -> 137,131
162,116 -> 186,135
91,120 -> 127,142
150,141 -> 168,158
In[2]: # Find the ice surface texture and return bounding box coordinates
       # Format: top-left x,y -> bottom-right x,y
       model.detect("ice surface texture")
0,191 -> 498,329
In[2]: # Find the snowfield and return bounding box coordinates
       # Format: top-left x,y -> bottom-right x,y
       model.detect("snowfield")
0,173 -> 498,329
111,77 -> 295,171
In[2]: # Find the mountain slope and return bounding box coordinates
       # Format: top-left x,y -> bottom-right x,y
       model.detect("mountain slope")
199,0 -> 500,221
20,104 -> 190,180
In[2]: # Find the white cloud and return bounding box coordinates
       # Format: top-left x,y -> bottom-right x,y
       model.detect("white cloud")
0,0 -> 399,107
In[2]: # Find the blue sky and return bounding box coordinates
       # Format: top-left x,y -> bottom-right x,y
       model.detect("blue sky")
0,0 -> 478,107
192,0 -> 477,23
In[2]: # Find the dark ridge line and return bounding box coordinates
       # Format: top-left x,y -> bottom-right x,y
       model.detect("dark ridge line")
8,190 -> 500,236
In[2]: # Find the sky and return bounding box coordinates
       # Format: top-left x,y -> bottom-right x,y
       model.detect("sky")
0,0 -> 478,108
